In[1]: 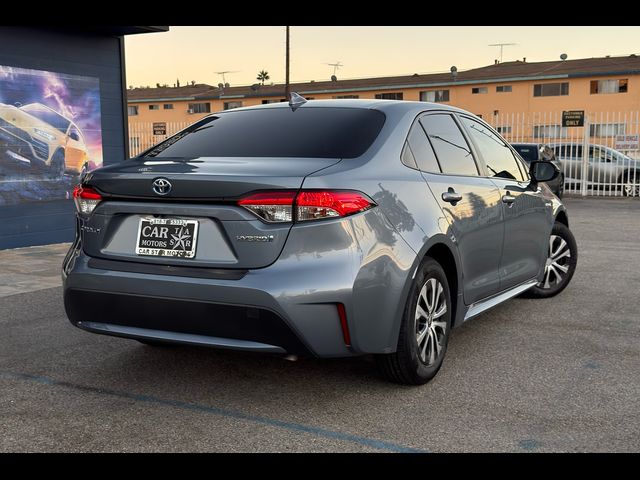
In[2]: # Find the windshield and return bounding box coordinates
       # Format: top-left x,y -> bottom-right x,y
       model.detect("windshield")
512,145 -> 539,162
21,104 -> 70,133
143,107 -> 386,159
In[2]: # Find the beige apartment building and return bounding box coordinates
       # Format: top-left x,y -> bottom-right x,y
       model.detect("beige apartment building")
126,55 -> 640,155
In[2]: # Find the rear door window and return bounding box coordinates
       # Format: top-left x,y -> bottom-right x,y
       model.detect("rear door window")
419,114 -> 478,176
406,120 -> 441,172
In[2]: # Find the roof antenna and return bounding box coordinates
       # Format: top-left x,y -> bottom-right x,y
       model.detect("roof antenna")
488,43 -> 516,63
289,92 -> 307,111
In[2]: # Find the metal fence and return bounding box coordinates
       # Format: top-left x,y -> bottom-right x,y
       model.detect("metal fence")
489,111 -> 640,197
128,121 -> 191,158
129,111 -> 640,197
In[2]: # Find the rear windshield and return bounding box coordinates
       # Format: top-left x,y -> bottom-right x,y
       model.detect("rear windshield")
143,107 -> 386,159
512,145 -> 539,162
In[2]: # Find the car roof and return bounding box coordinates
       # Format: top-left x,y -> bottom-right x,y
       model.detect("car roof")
216,98 -> 468,116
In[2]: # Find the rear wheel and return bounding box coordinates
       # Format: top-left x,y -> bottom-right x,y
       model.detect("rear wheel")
376,257 -> 452,385
522,222 -> 577,299
555,174 -> 564,198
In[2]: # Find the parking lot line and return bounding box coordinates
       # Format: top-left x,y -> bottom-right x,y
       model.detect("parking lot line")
0,370 -> 427,453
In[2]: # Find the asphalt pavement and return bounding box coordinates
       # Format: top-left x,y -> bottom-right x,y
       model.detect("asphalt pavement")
1,196 -> 639,452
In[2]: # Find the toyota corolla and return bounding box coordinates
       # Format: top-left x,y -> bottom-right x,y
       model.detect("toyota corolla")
63,98 -> 577,385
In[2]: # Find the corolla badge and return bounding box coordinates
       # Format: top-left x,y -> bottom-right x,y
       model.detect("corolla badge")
152,178 -> 172,196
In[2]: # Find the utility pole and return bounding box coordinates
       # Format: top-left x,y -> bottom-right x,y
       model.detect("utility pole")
285,26 -> 290,100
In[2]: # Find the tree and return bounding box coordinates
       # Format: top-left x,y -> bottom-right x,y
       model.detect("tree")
257,70 -> 270,85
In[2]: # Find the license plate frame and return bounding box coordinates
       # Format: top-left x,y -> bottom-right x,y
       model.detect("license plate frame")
135,217 -> 199,259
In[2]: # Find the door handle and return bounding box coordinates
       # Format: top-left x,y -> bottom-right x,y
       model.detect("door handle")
442,190 -> 463,204
502,193 -> 516,204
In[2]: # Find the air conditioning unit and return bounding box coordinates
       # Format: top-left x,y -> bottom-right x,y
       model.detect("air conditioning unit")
187,109 -> 194,114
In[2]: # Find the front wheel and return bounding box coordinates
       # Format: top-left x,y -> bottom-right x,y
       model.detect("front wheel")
523,222 -> 577,299
47,150 -> 65,179
376,257 -> 452,385
622,172 -> 640,197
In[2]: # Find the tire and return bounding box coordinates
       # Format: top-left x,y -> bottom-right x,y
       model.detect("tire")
555,175 -> 564,199
522,222 -> 577,299
376,257 -> 452,385
621,172 -> 640,197
48,150 -> 65,179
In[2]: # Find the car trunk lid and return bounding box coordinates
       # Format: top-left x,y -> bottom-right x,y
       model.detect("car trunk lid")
81,156 -> 341,269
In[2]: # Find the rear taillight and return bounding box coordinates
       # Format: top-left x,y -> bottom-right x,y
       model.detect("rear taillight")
72,185 -> 102,215
296,191 -> 374,221
238,190 -> 375,223
238,191 -> 296,223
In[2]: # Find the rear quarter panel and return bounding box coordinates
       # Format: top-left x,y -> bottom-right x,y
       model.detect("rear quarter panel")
300,104 -> 461,352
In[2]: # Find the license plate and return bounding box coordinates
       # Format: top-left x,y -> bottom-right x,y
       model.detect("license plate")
135,217 -> 199,258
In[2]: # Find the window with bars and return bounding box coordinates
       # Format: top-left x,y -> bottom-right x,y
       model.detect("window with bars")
188,103 -> 211,114
590,79 -> 628,94
419,90 -> 450,102
472,87 -> 488,94
496,85 -> 512,93
375,92 -> 403,100
589,123 -> 626,137
533,82 -> 569,97
533,124 -> 568,138
224,101 -> 243,110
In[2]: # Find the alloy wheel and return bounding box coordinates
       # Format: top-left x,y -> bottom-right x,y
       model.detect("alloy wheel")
538,234 -> 571,289
415,278 -> 447,366
623,182 -> 639,197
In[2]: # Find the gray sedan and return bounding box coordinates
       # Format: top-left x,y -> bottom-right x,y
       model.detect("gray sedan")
63,99 -> 576,385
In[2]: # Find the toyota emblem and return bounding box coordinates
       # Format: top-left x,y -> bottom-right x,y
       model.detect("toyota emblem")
152,178 -> 172,196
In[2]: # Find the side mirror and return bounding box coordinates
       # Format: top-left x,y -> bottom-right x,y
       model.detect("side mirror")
530,160 -> 559,183
69,131 -> 80,142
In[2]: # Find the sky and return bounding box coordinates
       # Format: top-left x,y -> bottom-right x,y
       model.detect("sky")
125,26 -> 640,88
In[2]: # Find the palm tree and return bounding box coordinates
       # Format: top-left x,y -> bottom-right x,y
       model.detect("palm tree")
257,70 -> 270,85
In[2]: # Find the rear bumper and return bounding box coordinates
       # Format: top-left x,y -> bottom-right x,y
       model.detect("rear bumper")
63,245 -> 355,358
65,288 -> 310,355
63,208 -> 420,358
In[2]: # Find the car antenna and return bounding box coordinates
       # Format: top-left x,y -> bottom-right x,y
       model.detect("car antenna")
289,92 -> 307,111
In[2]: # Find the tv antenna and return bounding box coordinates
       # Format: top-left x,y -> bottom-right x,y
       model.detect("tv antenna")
488,43 -> 517,63
215,70 -> 239,85
323,61 -> 343,76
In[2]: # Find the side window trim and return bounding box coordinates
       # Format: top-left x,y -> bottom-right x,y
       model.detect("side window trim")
455,113 -> 528,182
416,119 -> 443,173
418,111 -> 483,178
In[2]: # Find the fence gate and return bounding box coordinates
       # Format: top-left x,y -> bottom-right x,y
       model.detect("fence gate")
490,111 -> 640,197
